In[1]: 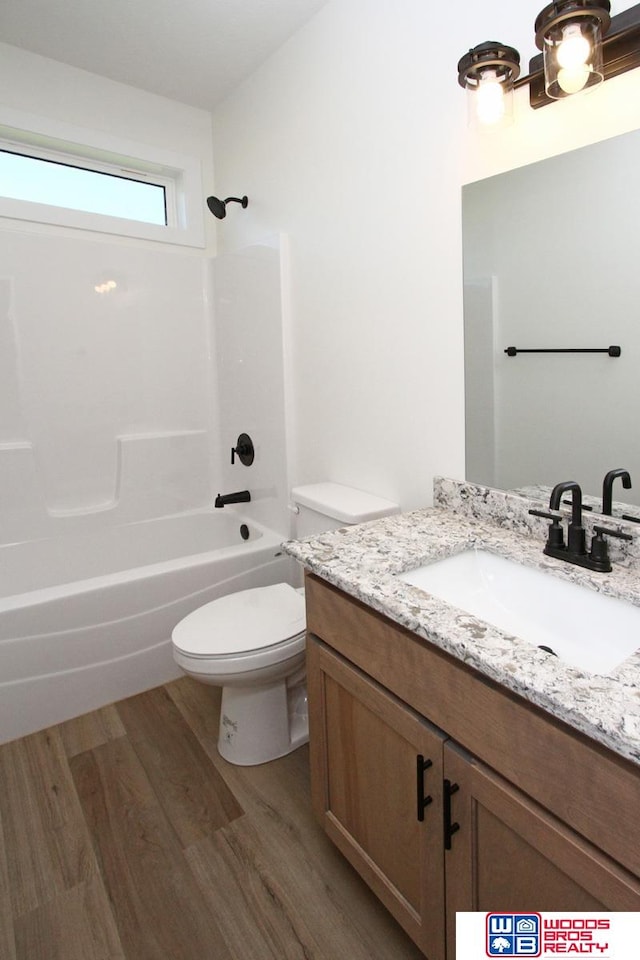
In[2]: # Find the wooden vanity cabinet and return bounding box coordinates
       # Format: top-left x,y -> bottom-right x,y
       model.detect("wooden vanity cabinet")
443,744 -> 640,957
305,573 -> 640,959
307,637 -> 447,959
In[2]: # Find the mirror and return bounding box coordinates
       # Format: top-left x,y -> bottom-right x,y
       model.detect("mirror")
462,128 -> 640,514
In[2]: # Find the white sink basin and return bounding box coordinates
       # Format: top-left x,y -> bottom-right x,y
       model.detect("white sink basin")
398,549 -> 640,675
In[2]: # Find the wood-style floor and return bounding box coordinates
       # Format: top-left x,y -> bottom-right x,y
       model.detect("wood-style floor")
0,677 -> 424,960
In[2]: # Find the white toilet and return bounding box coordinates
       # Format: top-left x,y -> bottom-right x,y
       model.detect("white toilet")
171,482 -> 399,766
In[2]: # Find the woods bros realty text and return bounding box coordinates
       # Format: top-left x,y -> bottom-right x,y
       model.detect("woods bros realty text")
541,918 -> 610,954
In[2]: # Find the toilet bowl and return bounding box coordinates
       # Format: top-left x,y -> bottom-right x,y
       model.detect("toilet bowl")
171,482 -> 399,765
172,582 -> 307,765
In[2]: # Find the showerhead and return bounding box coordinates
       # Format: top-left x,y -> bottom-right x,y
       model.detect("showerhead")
206,196 -> 226,219
206,195 -> 249,219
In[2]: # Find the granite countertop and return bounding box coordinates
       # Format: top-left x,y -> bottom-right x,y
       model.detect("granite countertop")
283,485 -> 640,767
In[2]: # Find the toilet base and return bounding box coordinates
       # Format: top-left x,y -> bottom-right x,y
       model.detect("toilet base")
217,676 -> 308,766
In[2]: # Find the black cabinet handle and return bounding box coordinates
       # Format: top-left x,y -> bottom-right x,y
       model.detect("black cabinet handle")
443,779 -> 460,849
416,755 -> 433,822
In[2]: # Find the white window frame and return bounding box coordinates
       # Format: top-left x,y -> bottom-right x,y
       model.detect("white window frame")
0,106 -> 205,248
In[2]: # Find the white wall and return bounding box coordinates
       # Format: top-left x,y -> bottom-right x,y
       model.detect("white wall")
211,0 -> 640,510
0,43 -> 215,196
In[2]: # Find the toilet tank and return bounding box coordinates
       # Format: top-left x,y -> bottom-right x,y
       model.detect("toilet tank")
291,482 -> 400,538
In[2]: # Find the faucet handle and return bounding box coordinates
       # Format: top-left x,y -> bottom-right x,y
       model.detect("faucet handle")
231,432 -> 255,466
529,509 -> 561,520
562,499 -> 593,511
528,509 -> 565,549
592,525 -> 633,542
588,525 -> 633,571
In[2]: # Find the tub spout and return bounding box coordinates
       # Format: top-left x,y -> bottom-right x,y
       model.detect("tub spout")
215,490 -> 251,508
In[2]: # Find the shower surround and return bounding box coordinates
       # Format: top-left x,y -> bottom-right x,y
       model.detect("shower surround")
0,228 -> 215,541
0,227 -> 292,741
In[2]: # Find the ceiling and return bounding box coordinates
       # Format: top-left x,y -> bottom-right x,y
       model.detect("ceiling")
0,0 -> 330,111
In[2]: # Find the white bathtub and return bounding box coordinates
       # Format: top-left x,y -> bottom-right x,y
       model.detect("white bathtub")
0,510 -> 291,744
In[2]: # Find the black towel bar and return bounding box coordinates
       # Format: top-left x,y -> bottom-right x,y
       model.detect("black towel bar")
504,345 -> 621,357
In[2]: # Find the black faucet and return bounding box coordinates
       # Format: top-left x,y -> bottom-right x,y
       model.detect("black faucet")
214,490 -> 251,508
549,481 -> 586,557
601,468 -> 632,516
528,480 -> 632,572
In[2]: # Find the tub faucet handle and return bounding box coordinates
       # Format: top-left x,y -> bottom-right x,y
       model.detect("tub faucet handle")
231,433 -> 255,466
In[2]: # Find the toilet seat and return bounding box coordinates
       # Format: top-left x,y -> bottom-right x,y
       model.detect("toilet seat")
172,582 -> 306,661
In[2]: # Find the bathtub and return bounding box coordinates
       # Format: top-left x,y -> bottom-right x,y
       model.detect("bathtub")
0,510 -> 291,744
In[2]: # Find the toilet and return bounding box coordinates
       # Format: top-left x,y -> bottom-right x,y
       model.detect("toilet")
171,482 -> 399,766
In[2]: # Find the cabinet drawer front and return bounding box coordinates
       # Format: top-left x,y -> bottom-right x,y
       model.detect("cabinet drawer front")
305,573 -> 640,877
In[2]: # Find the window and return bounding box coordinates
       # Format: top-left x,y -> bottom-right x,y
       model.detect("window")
0,148 -> 168,226
0,106 -> 205,247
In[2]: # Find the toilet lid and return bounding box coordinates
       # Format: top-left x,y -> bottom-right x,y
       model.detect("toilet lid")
172,582 -> 306,657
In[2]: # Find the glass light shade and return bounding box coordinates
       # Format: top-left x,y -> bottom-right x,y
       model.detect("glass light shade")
466,69 -> 515,129
458,42 -> 520,131
541,17 -> 605,99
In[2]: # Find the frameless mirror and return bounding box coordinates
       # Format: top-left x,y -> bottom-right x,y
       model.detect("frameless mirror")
462,128 -> 640,514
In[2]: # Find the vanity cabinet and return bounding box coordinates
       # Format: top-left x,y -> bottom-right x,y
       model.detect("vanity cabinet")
307,636 -> 447,958
443,744 -> 640,955
305,573 -> 640,959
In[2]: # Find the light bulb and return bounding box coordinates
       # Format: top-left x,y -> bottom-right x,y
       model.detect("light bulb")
476,71 -> 506,125
94,279 -> 118,294
557,63 -> 590,93
557,22 -> 591,69
555,23 -> 592,94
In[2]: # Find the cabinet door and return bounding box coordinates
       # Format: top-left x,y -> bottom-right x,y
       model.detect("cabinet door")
444,742 -> 640,956
307,637 -> 446,960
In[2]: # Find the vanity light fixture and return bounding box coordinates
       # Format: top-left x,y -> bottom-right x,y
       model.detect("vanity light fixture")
457,42 -> 521,128
535,0 -> 610,98
459,0 -> 640,125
